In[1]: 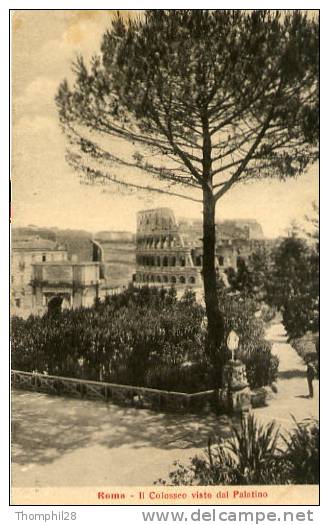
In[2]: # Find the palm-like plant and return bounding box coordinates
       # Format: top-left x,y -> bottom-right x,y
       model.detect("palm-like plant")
225,414 -> 284,484
282,417 -> 319,484
168,414 -> 285,485
207,414 -> 284,485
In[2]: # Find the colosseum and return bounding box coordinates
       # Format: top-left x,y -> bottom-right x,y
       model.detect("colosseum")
134,208 -> 264,288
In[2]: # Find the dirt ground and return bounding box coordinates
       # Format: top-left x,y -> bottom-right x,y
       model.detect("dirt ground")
11,321 -> 319,487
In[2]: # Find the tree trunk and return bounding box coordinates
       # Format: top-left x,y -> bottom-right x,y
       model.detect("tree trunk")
202,187 -> 225,378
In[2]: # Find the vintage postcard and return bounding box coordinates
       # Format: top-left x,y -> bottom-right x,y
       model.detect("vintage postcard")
10,9 -> 319,506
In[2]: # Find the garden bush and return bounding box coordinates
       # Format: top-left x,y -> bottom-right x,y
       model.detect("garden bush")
266,236 -> 319,340
259,303 -> 277,324
11,287 -> 207,392
155,416 -> 319,486
217,290 -> 279,388
11,285 -> 278,391
290,332 -> 319,378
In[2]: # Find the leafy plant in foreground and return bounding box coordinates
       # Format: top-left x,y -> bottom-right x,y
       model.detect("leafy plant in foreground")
156,416 -> 319,485
282,417 -> 319,484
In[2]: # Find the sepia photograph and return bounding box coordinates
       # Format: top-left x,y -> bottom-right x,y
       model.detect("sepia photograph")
10,9 -> 319,505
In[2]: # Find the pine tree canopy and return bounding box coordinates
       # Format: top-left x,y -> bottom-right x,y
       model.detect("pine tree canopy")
56,9 -> 319,202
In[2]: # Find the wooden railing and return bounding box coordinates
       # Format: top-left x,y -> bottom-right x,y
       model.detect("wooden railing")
11,370 -> 215,413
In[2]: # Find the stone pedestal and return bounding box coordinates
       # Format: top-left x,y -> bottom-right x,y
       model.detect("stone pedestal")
219,359 -> 251,414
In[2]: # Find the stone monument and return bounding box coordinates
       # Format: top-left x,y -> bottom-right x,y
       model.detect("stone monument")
219,330 -> 251,413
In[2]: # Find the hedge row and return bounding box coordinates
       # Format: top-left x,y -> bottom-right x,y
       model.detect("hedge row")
11,286 -> 278,392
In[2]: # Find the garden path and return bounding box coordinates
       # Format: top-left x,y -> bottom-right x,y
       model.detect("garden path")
11,390 -> 233,487
11,321 -> 318,488
255,320 -> 319,429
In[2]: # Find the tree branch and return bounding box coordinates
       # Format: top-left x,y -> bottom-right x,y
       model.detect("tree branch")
214,100 -> 278,201
67,153 -> 203,203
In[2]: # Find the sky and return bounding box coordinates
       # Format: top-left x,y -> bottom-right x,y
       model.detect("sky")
12,10 -> 319,238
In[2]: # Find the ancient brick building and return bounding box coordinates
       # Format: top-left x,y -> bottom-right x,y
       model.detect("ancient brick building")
11,233 -> 106,318
31,261 -> 104,316
134,208 -> 264,288
11,236 -> 68,317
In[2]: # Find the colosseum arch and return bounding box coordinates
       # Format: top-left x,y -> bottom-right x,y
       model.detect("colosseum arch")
171,276 -> 177,284
179,276 -> 186,284
163,256 -> 168,267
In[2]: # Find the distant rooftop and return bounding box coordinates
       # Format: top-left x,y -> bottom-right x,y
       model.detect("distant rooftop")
137,207 -> 172,215
94,231 -> 135,242
32,261 -> 100,266
12,236 -> 66,252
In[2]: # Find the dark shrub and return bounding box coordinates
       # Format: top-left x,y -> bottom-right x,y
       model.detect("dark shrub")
290,333 -> 319,378
240,342 -> 279,388
266,236 -> 319,340
11,286 -> 277,391
217,289 -> 279,388
11,287 -> 206,392
259,304 -> 276,324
